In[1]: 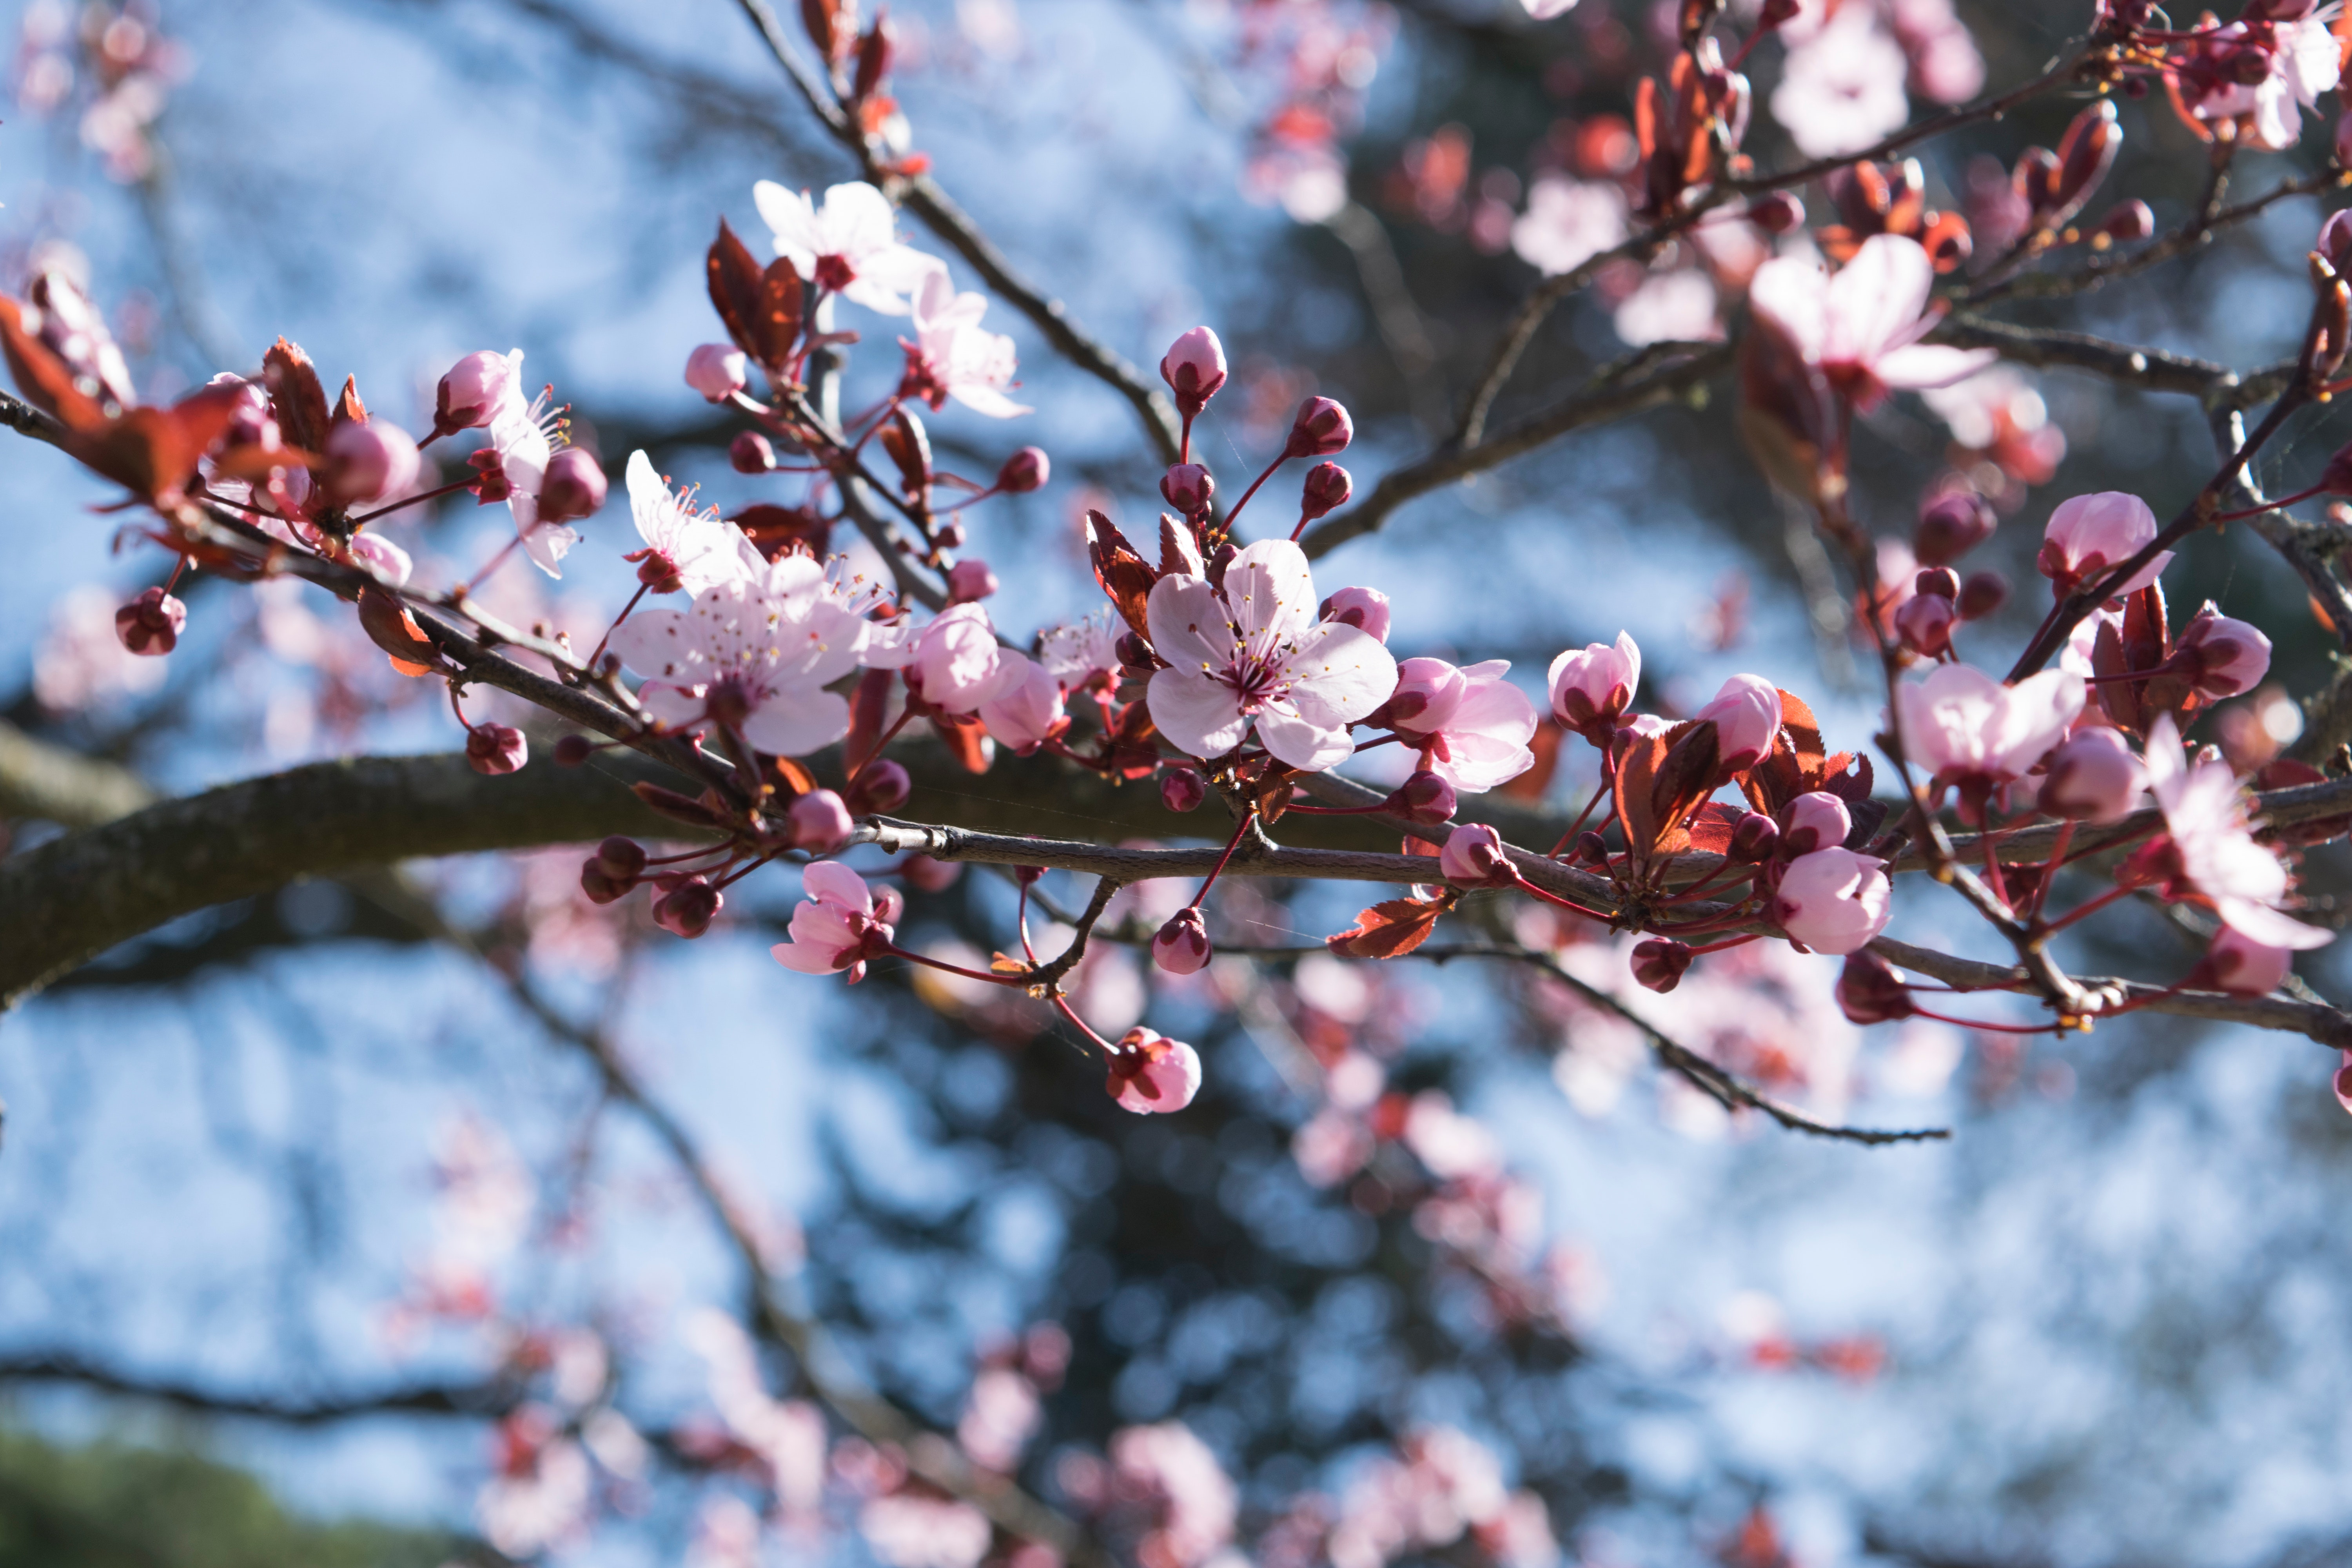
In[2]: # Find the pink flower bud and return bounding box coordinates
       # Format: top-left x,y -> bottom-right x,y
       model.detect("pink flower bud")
935,519 -> 966,550
1384,656 -> 1464,730
2039,491 -> 2167,599
2204,926 -> 2293,996
1285,396 -> 1353,458
686,343 -> 750,402
1781,791 -> 1853,856
1106,1027 -> 1203,1114
1390,769 -> 1457,824
845,759 -> 911,816
1692,673 -> 1783,772
1914,567 -> 1960,599
536,448 -> 609,525
114,585 -> 185,656
1956,571 -> 2009,620
579,860 -> 628,904
1439,822 -> 1512,884
436,350 -> 517,434
1913,490 -> 1998,566
2173,601 -> 2272,699
1152,907 -> 1212,975
2096,200 -> 2154,243
350,533 -> 413,587
1773,848 -> 1892,955
790,788 -> 855,853
1893,592 -> 1955,657
1299,461 -> 1352,522
1159,327 -> 1228,418
1160,463 -> 1215,515
1748,190 -> 1804,232
1730,811 -> 1780,862
904,853 -> 962,892
997,446 -> 1050,493
1631,938 -> 1694,993
654,876 -> 722,938
731,430 -> 778,473
2038,726 -> 2144,822
1835,951 -> 1916,1024
596,837 -> 649,880
553,733 -> 594,767
1320,585 -> 1391,642
1547,633 -> 1641,739
323,420 -> 420,506
947,559 -> 999,604
1160,768 -> 1207,813
466,723 -> 529,775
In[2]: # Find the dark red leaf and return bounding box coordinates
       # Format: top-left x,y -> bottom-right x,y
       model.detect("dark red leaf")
707,219 -> 804,371
0,296 -> 104,431
1086,509 -> 1159,643
355,584 -> 443,677
263,338 -> 331,458
1327,897 -> 1445,960
845,668 -> 895,775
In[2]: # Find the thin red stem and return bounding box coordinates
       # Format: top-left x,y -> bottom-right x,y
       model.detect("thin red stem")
1188,810 -> 1258,909
347,475 -> 477,528
588,582 -> 652,671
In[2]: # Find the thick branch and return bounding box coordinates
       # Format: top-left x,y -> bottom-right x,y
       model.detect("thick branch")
0,721 -> 156,828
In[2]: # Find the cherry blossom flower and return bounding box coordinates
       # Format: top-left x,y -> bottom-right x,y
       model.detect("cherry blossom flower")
1385,657 -> 1539,793
2038,490 -> 2171,599
771,862 -> 899,981
2143,713 -> 2334,950
977,650 -> 1065,751
477,1419 -> 592,1559
1749,236 -> 1999,414
1894,664 -> 2083,796
2205,926 -> 2295,996
1509,178 -> 1627,277
1771,8 -> 1910,157
869,601 -> 1019,715
1521,0 -> 1577,16
1692,673 -> 1784,771
1144,538 -> 1399,771
1109,1422 -> 1236,1566
1613,269 -> 1723,347
2174,602 -> 2273,699
2179,15 -> 2342,151
902,270 -> 1030,418
607,553 -> 869,754
1038,608 -> 1120,691
623,450 -> 760,597
350,532 -> 413,587
1547,633 -> 1640,740
1105,1028 -> 1203,1114
1774,847 -> 1893,953
859,1494 -> 994,1568
753,178 -> 943,313
480,352 -> 576,576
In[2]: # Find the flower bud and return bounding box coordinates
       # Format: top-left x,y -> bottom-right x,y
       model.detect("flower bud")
536,449 -> 609,525
2202,926 -> 2294,996
1914,567 -> 1960,599
1299,461 -> 1352,522
1549,633 -> 1642,739
1106,1027 -> 1203,1114
1780,791 -> 1853,857
934,519 -> 967,550
844,759 -> 911,816
2047,100 -> 2120,227
1389,769 -> 1458,824
2040,490 -> 2164,597
1956,571 -> 2010,620
1152,907 -> 1213,975
1893,591 -> 1955,657
1913,491 -> 1997,566
466,723 -> 529,776
2038,727 -> 2145,823
595,837 -> 649,880
553,733 -> 594,767
1159,327 -> 1228,418
947,558 -> 999,604
1835,951 -> 1916,1024
1114,630 -> 1154,673
435,350 -> 517,435
1729,811 -> 1780,862
1773,848 -> 1893,954
1285,396 -> 1354,458
1572,830 -> 1609,866
580,860 -> 628,904
996,446 -> 1049,494
686,343 -> 749,402
731,430 -> 778,473
323,420 -> 420,506
2173,601 -> 2272,699
1320,585 -> 1391,642
1631,938 -> 1694,994
1160,768 -> 1207,813
789,788 -> 855,853
1159,463 -> 1214,515
114,585 -> 186,656
1693,673 -> 1783,772
1748,191 -> 1805,233
1439,822 -> 1512,884
904,853 -> 962,892
2096,200 -> 2154,244
653,877 -> 722,938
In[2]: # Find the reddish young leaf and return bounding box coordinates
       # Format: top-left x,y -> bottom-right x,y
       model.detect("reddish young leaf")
844,668 -> 895,774
1085,509 -> 1159,643
878,407 -> 931,501
1326,897 -> 1445,960
931,711 -> 993,773
68,382 -> 247,507
333,374 -> 368,428
771,754 -> 818,800
263,338 -> 331,458
733,502 -> 831,561
355,584 -> 443,677
1685,800 -> 1748,857
1646,719 -> 1719,856
1104,699 -> 1161,779
707,220 -> 804,370
1497,720 -> 1563,803
0,297 -> 105,431
1613,728 -> 1669,864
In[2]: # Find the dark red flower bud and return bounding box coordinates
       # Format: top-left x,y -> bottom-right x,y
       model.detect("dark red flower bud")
1914,567 -> 1961,599
1748,190 -> 1805,233
653,877 -> 722,938
580,861 -> 628,904
1160,463 -> 1215,515
1299,461 -> 1352,522
114,586 -> 186,656
466,723 -> 530,776
1572,830 -> 1610,866
2012,145 -> 2060,209
1285,396 -> 1353,458
1729,811 -> 1780,863
846,758 -> 911,816
596,837 -> 649,880
2096,200 -> 2155,244
536,448 -> 608,525
1631,938 -> 1695,994
1115,630 -> 1154,672
1956,570 -> 2010,621
1835,951 -> 1916,1024
1160,767 -> 1207,813
553,733 -> 594,767
731,430 -> 778,473
997,445 -> 1050,494
2047,100 -> 2121,226
1913,490 -> 1997,565
1388,769 -> 1458,824
1893,592 -> 1955,658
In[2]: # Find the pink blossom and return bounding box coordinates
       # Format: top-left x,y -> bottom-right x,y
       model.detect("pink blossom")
2174,601 -> 2273,699
1144,539 -> 1398,771
685,342 -> 749,401
947,558 -> 998,604
2180,16 -> 2341,151
1038,609 -> 1120,690
2038,491 -> 2171,599
1152,907 -> 1212,975
1322,585 -> 1392,641
2145,713 -> 2334,950
322,419 -> 419,506
1894,664 -> 2083,790
2205,926 -> 2295,996
1109,1422 -> 1236,1566
1613,269 -> 1722,347
859,1494 -> 994,1568
1774,848 -> 1893,954
349,532 -> 413,587
903,270 -> 1030,417
1440,822 -> 1512,884
1692,673 -> 1784,771
624,450 -> 761,597
682,1308 -> 829,1512
1105,1028 -> 1203,1114
977,650 -> 1065,751
1509,177 -> 1627,277
1547,632 -> 1640,739
771,861 -> 896,980
609,555 -> 867,753
753,178 -> 943,313
2039,726 -> 2145,823
957,1365 -> 1043,1473
113,585 -> 185,656
870,602 -> 1019,715
1781,791 -> 1852,855
1747,236 -> 1998,410
479,352 -> 576,576
1771,9 -> 1910,157
437,348 -> 519,433
467,723 -> 529,776
1386,657 -> 1539,793
476,1423 -> 592,1559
